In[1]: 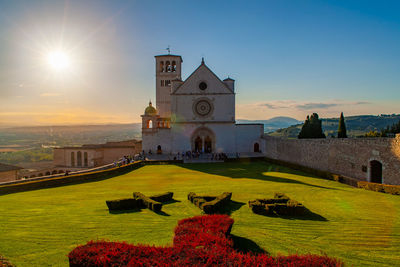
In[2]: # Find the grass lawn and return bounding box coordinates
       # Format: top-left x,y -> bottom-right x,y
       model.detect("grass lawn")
0,161 -> 400,266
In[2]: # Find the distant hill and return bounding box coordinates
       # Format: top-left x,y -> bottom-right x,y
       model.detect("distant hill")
237,117 -> 302,133
269,114 -> 400,138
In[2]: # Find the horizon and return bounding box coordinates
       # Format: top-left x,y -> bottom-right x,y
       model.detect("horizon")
1,0 -> 400,126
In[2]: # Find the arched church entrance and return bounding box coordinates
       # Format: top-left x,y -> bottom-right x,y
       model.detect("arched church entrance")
370,160 -> 382,183
191,127 -> 215,153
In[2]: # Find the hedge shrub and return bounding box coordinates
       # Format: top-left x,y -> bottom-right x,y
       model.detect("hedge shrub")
149,192 -> 174,202
68,215 -> 343,266
105,198 -> 141,211
132,192 -> 162,212
188,192 -> 232,214
357,181 -> 400,195
249,193 -> 306,216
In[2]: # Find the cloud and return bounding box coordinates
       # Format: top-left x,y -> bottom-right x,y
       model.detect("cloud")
295,103 -> 338,110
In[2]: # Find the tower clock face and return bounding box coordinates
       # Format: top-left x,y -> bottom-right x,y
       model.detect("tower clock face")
194,99 -> 213,117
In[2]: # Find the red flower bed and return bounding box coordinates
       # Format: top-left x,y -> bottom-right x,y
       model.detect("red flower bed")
68,215 -> 342,266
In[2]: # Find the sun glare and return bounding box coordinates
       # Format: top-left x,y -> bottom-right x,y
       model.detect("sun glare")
47,50 -> 71,71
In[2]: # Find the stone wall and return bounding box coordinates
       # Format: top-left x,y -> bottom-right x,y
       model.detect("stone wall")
263,134 -> 400,185
0,170 -> 18,183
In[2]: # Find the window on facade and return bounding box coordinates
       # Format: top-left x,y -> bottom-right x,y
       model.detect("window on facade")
84,152 -> 88,167
160,61 -> 164,72
161,80 -> 164,86
165,80 -> 171,86
172,61 -> 176,72
166,61 -> 171,72
71,152 -> 75,167
77,151 -> 82,167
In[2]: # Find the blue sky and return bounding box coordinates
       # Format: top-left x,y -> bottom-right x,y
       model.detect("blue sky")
0,0 -> 399,125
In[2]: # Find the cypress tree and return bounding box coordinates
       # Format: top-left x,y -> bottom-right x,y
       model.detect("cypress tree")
298,113 -> 326,139
337,112 -> 347,138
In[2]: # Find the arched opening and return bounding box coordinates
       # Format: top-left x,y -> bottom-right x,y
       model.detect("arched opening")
254,143 -> 260,152
84,152 -> 88,167
160,61 -> 164,72
195,136 -> 202,152
166,61 -> 171,72
77,151 -> 82,167
204,136 -> 212,153
147,120 -> 153,129
370,160 -> 382,183
157,145 -> 162,154
45,171 -> 51,176
172,61 -> 176,72
58,170 -> 64,174
191,127 -> 215,153
157,121 -> 161,128
71,152 -> 75,167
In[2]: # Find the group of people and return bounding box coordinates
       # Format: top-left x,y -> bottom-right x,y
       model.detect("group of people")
172,151 -> 232,161
113,155 -> 135,167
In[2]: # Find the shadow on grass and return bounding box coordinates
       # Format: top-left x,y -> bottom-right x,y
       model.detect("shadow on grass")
219,200 -> 245,215
162,199 -> 181,205
108,208 -> 141,214
180,161 -> 338,190
255,207 -> 327,221
231,234 -> 268,254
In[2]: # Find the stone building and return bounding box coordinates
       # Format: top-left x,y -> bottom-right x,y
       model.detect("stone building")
53,139 -> 142,168
0,163 -> 22,183
141,54 -> 264,155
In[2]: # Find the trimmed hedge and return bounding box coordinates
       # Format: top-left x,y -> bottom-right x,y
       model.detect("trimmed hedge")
68,215 -> 343,266
249,193 -> 306,216
188,192 -> 232,214
357,181 -> 400,195
105,198 -> 141,211
149,191 -> 174,202
0,255 -> 14,267
133,192 -> 162,212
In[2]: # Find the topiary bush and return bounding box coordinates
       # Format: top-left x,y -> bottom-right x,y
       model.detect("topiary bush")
357,181 -> 400,195
149,192 -> 174,202
105,198 -> 141,211
249,193 -> 306,216
132,192 -> 162,212
188,192 -> 232,214
68,215 -> 343,266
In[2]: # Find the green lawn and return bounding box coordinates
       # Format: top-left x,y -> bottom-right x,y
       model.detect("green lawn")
0,162 -> 399,266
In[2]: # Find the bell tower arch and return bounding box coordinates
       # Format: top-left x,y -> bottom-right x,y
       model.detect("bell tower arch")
155,54 -> 182,117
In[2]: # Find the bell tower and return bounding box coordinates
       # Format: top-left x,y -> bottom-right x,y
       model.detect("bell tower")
155,54 -> 182,117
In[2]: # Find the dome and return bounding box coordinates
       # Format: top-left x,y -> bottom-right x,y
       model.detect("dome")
144,101 -> 157,115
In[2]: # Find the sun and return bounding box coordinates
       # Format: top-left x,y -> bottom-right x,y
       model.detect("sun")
47,50 -> 71,71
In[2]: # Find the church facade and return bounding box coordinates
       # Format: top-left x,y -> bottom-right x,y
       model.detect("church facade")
141,54 -> 264,155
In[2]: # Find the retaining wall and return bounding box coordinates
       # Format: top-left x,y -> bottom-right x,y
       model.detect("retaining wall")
263,134 -> 400,185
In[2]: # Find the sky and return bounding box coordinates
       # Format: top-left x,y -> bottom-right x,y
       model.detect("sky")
0,0 -> 399,126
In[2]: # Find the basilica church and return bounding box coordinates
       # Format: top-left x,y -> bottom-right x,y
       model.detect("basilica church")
141,54 -> 264,155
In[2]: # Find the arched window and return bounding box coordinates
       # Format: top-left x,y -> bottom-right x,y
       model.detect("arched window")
149,120 -> 153,128
370,160 -> 382,183
77,151 -> 82,167
71,152 -> 75,167
157,121 -> 161,128
84,152 -> 88,167
254,143 -> 260,152
166,61 -> 171,72
160,61 -> 164,72
172,61 -> 176,72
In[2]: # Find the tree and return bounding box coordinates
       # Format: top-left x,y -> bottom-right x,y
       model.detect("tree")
337,112 -> 347,138
298,113 -> 326,139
